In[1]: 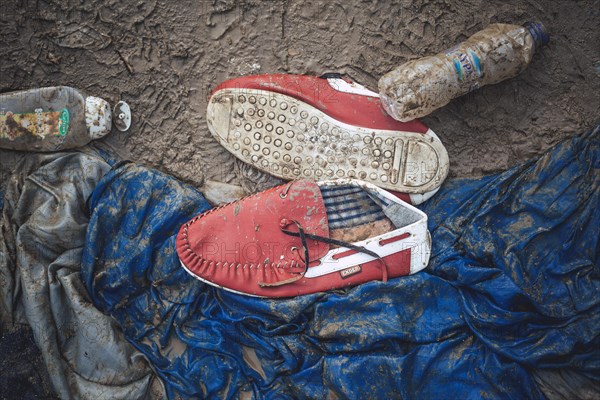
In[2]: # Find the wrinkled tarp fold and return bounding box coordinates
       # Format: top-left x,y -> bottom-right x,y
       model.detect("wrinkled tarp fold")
82,125 -> 600,399
0,147 -> 165,399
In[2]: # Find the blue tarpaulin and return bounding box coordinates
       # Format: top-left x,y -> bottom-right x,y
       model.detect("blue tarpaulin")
82,125 -> 600,399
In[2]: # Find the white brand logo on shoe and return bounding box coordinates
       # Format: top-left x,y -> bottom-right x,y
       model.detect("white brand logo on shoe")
340,265 -> 362,279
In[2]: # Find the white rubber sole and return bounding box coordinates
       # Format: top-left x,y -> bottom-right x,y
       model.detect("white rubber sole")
207,88 -> 449,194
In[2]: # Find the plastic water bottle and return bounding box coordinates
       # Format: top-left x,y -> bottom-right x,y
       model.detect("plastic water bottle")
0,86 -> 131,152
378,22 -> 549,122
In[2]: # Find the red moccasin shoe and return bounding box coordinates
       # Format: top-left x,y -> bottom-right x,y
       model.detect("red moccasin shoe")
206,74 -> 449,204
176,179 -> 431,298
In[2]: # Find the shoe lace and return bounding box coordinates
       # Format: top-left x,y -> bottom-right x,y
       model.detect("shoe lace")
258,219 -> 389,288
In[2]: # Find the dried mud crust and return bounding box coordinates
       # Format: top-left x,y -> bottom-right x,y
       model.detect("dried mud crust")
207,88 -> 449,193
0,0 -> 598,194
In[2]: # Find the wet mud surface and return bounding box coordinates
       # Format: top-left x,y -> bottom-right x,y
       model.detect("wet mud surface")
1,0 -> 599,190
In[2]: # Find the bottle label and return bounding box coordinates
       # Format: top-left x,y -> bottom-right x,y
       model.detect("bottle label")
447,48 -> 482,85
0,108 -> 69,141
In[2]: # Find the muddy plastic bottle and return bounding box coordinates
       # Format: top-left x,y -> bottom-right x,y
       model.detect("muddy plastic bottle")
379,22 -> 549,122
0,86 -> 131,152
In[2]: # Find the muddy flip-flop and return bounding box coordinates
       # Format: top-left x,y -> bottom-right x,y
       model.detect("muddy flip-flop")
206,74 -> 449,197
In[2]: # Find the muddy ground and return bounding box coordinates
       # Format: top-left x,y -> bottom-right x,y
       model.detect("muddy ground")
1,0 -> 599,191
0,0 -> 599,398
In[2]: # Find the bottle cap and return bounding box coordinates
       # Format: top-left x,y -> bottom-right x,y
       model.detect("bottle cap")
85,96 -> 112,139
524,21 -> 550,48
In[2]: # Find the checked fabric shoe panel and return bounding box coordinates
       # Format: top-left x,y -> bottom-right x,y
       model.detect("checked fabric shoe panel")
176,179 -> 430,298
206,74 -> 449,203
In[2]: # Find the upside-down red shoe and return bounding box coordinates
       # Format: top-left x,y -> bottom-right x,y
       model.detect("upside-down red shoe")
176,179 -> 431,298
206,74 -> 449,204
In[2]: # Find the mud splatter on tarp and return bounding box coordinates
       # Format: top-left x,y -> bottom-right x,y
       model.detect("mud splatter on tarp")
83,125 -> 599,399
0,148 -> 165,399
422,125 -> 600,362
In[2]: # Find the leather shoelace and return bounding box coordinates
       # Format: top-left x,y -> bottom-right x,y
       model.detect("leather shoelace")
259,219 -> 389,288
